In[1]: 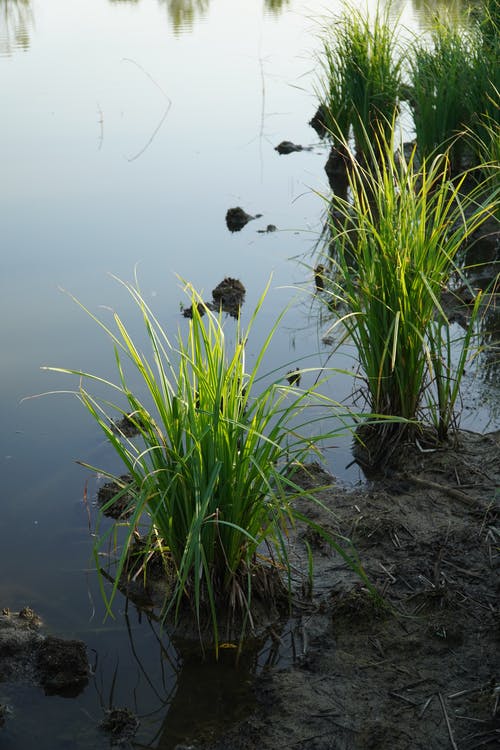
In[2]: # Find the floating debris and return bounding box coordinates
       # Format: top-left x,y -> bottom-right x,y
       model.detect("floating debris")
257,224 -> 277,234
225,207 -> 262,232
275,140 -> 311,155
286,369 -> 302,387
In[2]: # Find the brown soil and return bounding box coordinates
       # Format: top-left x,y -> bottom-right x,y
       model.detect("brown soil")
203,429 -> 500,750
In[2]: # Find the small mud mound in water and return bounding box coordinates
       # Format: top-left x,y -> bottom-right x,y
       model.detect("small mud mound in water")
100,707 -> 140,745
111,412 -> 147,438
182,279 -> 246,320
0,609 -> 89,698
211,277 -> 246,318
274,140 -> 312,155
225,207 -> 261,232
97,475 -> 135,519
182,301 -> 208,319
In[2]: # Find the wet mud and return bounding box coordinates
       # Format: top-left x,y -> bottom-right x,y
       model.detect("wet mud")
200,429 -> 500,750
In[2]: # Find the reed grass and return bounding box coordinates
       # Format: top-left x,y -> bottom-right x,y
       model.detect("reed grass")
47,276 -> 370,652
318,127 -> 498,456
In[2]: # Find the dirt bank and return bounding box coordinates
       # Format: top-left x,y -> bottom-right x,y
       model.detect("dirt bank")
203,429 -> 499,750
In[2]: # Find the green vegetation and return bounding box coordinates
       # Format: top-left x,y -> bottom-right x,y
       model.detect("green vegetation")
317,129 -> 498,457
409,20 -> 477,171
316,2 -> 499,174
315,2 -> 402,159
48,277 -> 370,652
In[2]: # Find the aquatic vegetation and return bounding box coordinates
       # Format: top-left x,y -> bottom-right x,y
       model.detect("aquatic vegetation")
314,2 -> 402,159
317,129 -> 498,458
48,277 -> 370,652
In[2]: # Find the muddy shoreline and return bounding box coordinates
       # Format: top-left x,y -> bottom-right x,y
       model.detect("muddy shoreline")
201,429 -> 500,750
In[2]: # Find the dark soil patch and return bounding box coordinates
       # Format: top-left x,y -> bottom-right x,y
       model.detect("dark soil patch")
200,429 -> 500,750
0,609 -> 89,700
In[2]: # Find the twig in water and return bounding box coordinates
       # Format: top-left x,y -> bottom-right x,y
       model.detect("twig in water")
122,58 -> 172,162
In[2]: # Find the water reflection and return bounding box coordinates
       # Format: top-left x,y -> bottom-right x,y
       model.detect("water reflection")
409,0 -> 477,24
158,0 -> 209,33
109,0 -> 290,32
0,0 -> 33,56
265,0 -> 290,15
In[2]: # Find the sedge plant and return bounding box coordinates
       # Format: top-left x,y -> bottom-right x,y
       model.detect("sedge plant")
318,126 -> 498,461
46,276 -> 371,653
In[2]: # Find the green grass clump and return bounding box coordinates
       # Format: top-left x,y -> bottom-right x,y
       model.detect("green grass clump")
315,2 -> 402,158
319,129 -> 498,456
48,277 -> 369,652
408,5 -> 499,172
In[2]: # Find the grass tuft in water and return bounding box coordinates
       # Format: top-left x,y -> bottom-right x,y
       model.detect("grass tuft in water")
317,127 -> 498,460
47,276 -> 371,653
314,2 -> 402,160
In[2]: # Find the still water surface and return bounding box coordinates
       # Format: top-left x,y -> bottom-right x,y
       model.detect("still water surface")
0,1 -> 497,747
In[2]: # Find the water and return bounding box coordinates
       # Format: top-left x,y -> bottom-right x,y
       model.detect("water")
0,1 -> 497,747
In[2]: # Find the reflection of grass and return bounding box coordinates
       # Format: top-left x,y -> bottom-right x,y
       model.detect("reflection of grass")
0,0 -> 33,55
317,128 -> 498,451
49,277 -> 370,652
158,0 -> 209,32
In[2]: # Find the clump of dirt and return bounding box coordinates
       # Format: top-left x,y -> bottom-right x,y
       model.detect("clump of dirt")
36,636 -> 89,696
97,474 -> 135,519
211,277 -> 246,317
111,412 -> 147,438
225,207 -> 262,232
274,141 -> 312,155
182,277 -> 246,319
0,609 -> 89,699
200,429 -> 500,750
100,707 -> 140,745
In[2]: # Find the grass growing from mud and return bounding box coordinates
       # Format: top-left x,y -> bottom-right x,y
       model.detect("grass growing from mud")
47,277 -> 371,652
317,129 -> 498,457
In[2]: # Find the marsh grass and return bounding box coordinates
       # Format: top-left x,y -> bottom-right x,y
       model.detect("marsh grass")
315,2 -> 402,159
47,277 -> 371,652
317,128 -> 498,458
